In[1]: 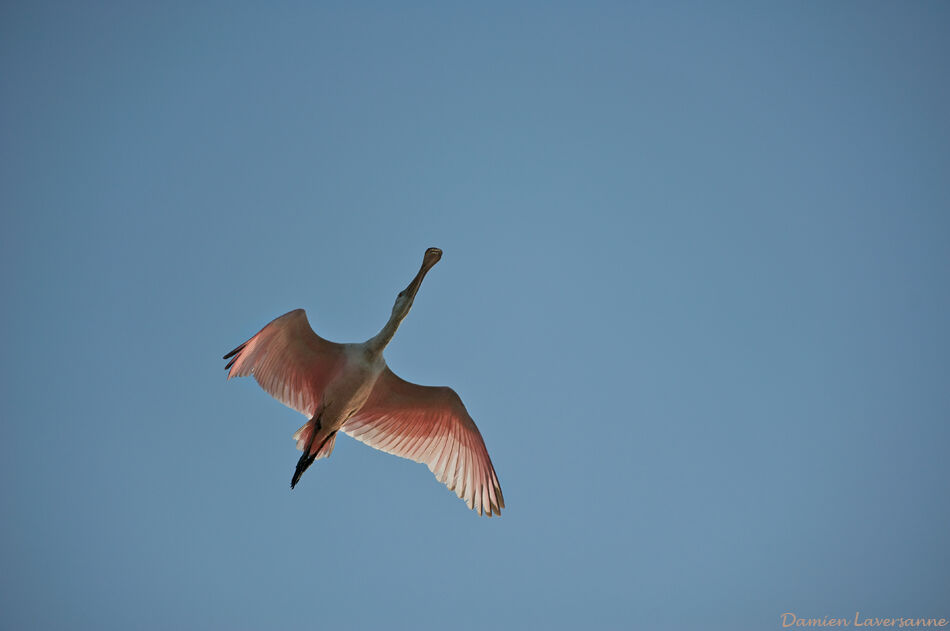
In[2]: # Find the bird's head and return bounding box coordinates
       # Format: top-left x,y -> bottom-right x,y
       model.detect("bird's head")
392,247 -> 442,317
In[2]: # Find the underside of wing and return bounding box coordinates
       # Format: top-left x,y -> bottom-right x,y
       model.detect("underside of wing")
342,368 -> 504,517
223,309 -> 344,417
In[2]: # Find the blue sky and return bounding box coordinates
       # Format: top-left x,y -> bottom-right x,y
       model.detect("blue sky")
2,2 -> 948,629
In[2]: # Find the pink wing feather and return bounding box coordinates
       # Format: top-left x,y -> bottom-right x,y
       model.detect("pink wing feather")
343,368 -> 504,517
223,309 -> 344,418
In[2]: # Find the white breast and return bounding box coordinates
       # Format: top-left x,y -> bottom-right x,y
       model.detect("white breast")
321,344 -> 386,429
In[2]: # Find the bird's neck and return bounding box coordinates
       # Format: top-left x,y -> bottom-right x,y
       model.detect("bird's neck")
366,308 -> 407,356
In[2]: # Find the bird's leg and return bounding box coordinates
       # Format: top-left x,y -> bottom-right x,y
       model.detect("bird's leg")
291,415 -> 320,489
291,452 -> 316,489
291,415 -> 336,489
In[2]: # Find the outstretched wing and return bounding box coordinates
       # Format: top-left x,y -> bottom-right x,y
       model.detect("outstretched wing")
342,368 -> 504,517
223,309 -> 344,417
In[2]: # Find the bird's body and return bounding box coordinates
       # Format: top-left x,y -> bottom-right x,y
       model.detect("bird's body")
322,344 -> 386,429
223,248 -> 504,516
293,342 -> 385,470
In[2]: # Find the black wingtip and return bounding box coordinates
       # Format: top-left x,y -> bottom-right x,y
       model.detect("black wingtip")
222,343 -> 246,361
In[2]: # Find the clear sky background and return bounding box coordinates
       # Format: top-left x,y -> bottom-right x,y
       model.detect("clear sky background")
2,2 -> 948,629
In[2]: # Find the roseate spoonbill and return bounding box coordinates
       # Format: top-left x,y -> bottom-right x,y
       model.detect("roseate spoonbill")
223,248 -> 504,516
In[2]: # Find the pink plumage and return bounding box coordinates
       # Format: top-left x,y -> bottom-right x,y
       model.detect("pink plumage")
343,369 -> 504,516
223,248 -> 504,516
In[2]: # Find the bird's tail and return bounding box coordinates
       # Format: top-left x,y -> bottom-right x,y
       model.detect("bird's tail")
292,421 -> 337,458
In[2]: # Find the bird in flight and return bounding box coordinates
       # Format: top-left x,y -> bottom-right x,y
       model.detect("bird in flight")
223,248 -> 504,516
